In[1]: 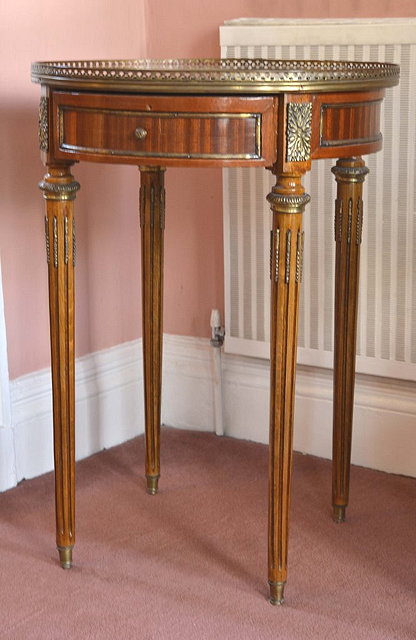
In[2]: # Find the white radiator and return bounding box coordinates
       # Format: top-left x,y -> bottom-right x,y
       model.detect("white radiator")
220,18 -> 416,381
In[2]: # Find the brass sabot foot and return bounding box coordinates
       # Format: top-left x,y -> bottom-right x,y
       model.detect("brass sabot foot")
269,581 -> 285,606
146,475 -> 160,495
57,546 -> 73,569
333,505 -> 346,523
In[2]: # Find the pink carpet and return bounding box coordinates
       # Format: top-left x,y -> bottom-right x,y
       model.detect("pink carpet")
1,427 -> 415,639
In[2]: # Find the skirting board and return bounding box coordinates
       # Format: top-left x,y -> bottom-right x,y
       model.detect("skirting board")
3,334 -> 415,492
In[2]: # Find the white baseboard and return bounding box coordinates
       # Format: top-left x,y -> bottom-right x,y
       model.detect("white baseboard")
9,341 -> 145,491
223,354 -> 416,477
4,335 -> 415,492
0,426 -> 16,490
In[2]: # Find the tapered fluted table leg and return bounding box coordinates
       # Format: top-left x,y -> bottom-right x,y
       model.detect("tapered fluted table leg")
331,157 -> 369,523
267,173 -> 310,605
139,167 -> 166,495
39,165 -> 79,568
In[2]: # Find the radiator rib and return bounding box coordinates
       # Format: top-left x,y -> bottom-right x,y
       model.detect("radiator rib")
221,19 -> 416,381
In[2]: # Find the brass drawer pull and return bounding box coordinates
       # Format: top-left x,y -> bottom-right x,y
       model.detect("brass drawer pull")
134,127 -> 148,140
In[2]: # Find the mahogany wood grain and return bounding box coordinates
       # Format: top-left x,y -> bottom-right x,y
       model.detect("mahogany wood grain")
39,164 -> 78,568
139,167 -> 165,495
331,157 -> 369,523
311,89 -> 385,159
34,64 -> 396,603
51,93 -> 278,167
320,100 -> 381,147
267,172 -> 309,605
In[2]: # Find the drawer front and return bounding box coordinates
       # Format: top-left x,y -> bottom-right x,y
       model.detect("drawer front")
320,99 -> 382,148
310,90 -> 385,159
52,93 -> 277,166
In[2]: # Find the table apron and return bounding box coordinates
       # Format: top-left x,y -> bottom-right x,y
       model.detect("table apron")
50,92 -> 278,167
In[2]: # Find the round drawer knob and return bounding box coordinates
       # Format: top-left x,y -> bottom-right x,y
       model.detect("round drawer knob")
134,127 -> 148,140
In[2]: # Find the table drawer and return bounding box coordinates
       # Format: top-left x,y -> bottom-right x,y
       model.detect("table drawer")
52,92 -> 277,166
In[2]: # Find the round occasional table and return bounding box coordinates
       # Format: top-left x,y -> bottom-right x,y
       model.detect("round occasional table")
31,58 -> 400,605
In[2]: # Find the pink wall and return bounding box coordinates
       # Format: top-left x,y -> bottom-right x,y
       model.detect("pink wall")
1,0 -> 414,379
1,0 -> 147,378
146,0 -> 415,59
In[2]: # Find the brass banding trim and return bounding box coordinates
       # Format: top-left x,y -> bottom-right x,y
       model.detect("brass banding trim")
331,164 -> 370,183
38,179 -> 80,200
59,145 -> 261,161
267,191 -> 311,214
321,132 -> 382,148
34,78 -> 401,94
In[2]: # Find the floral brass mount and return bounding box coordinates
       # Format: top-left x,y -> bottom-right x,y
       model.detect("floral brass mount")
286,102 -> 312,163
